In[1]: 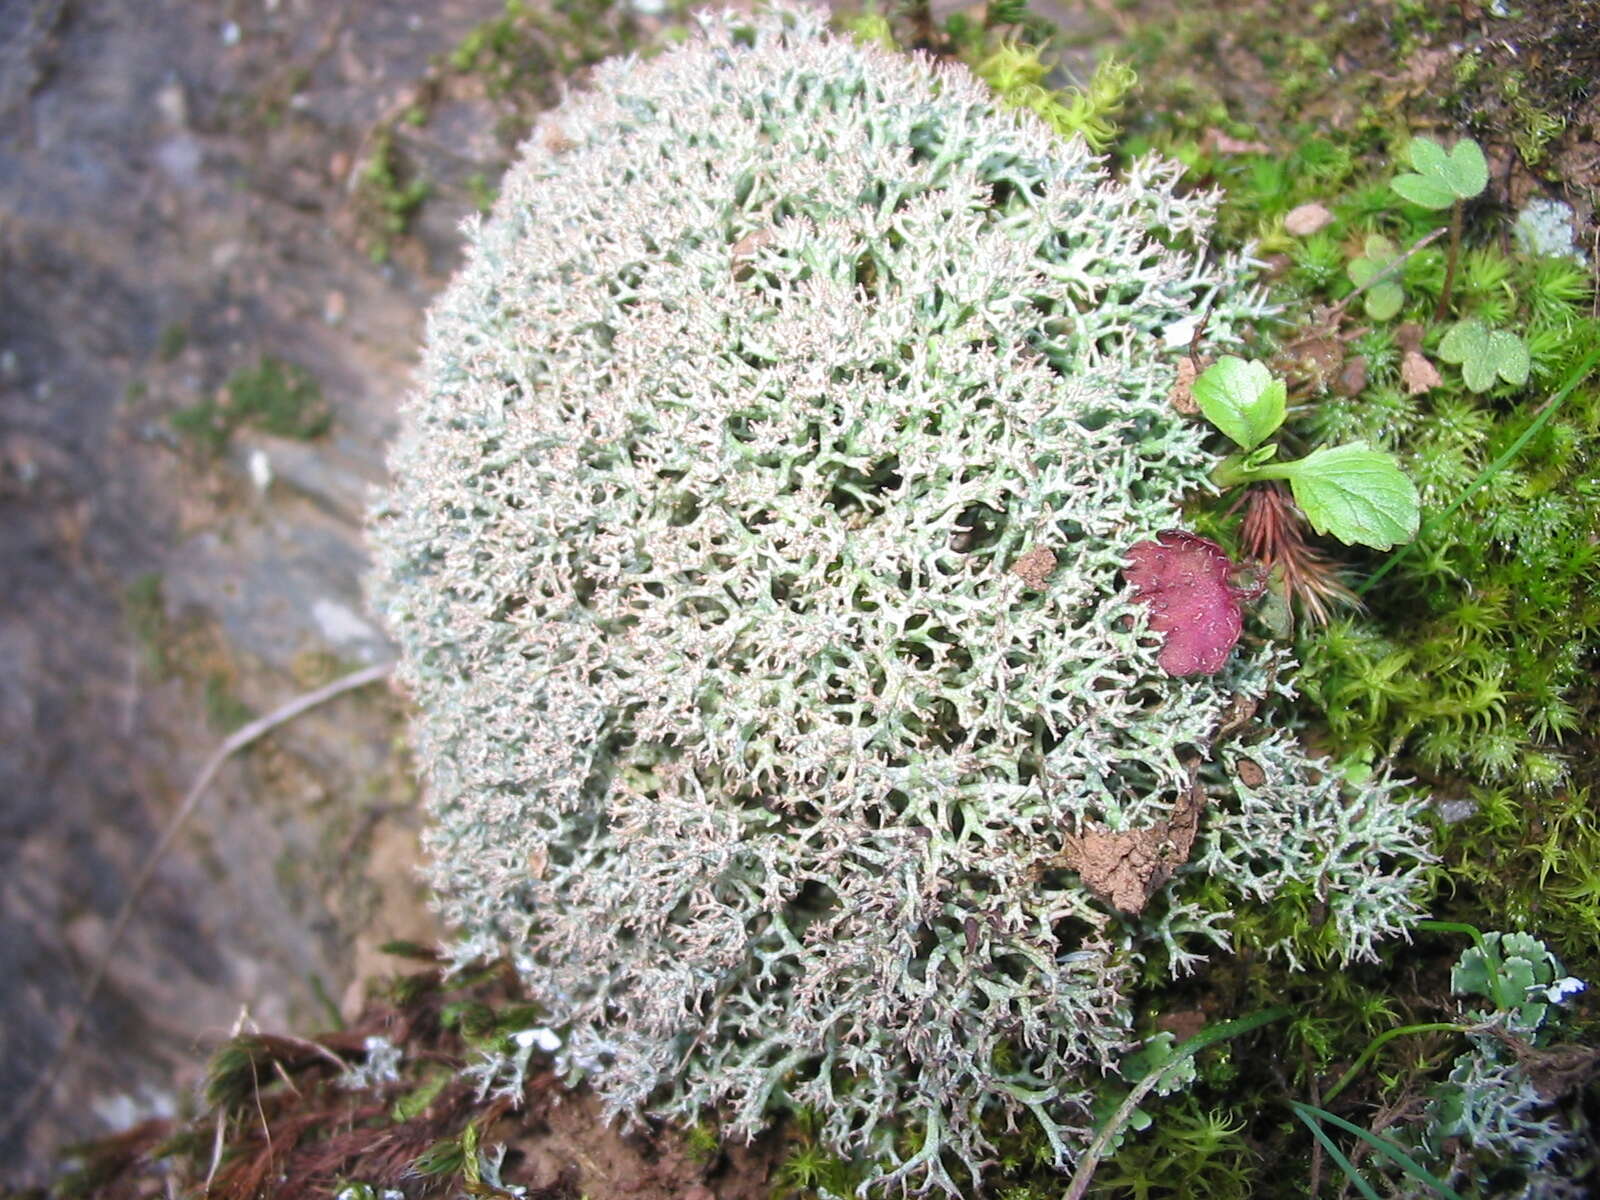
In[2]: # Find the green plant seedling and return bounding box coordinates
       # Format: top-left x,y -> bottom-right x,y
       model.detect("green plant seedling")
1346,234 -> 1404,320
1437,317 -> 1531,392
1191,355 -> 1286,450
1391,135 -> 1486,319
1200,359 -> 1420,550
1391,136 -> 1488,210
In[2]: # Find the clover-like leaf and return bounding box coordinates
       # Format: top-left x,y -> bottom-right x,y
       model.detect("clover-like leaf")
1347,235 -> 1403,321
1435,136 -> 1488,198
1500,933 -> 1558,984
1273,443 -> 1420,550
1390,171 -> 1455,210
1408,135 -> 1454,179
1190,355 -> 1287,450
1438,318 -> 1531,393
1391,135 -> 1487,209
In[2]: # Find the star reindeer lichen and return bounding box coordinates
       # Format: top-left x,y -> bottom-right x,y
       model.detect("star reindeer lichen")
367,6 -> 1435,1192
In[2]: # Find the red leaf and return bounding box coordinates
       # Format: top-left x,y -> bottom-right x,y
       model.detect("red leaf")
1125,531 -> 1260,676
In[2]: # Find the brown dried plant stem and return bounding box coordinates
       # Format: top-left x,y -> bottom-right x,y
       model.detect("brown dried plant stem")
0,661 -> 395,1149
1332,226 -> 1445,320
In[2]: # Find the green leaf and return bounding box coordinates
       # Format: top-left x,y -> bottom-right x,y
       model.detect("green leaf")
1364,282 -> 1403,321
1441,137 -> 1488,198
1346,257 -> 1379,288
1391,172 -> 1455,210
1362,232 -> 1397,261
1191,355 -> 1287,450
1348,235 -> 1402,319
1451,945 -> 1496,1001
1291,1102 -> 1466,1200
1395,136 -> 1487,204
1242,442 -> 1280,469
1488,329 -> 1530,385
1438,318 -> 1531,392
1274,443 -> 1420,550
1407,135 -> 1452,178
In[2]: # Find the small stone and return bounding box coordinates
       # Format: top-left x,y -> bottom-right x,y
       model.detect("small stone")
1211,131 -> 1271,156
323,291 -> 347,326
220,21 -> 241,47
154,82 -> 188,128
247,448 -> 273,495
1284,202 -> 1333,237
1400,349 -> 1441,396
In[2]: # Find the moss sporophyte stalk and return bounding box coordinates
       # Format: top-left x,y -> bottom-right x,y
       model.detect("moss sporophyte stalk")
367,6 -> 1432,1191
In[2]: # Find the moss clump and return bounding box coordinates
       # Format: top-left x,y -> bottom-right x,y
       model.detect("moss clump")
121,571 -> 169,675
446,0 -> 640,108
170,355 -> 332,456
352,129 -> 430,265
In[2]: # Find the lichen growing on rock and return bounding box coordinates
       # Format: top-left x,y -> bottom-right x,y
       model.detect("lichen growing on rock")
367,5 -> 1431,1190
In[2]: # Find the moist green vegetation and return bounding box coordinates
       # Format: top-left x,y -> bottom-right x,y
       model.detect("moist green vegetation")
170,355 -> 331,456
444,0 -> 642,112
353,128 -> 430,265
351,0 -> 647,262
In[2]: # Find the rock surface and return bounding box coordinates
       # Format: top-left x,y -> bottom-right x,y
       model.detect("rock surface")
0,0 -> 525,1181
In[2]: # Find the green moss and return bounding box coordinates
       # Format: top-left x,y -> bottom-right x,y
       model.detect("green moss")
171,355 -> 332,456
202,671 -> 253,733
446,0 -> 642,109
355,129 -> 429,264
157,323 -> 188,362
1300,312 -> 1600,790
121,572 -> 168,675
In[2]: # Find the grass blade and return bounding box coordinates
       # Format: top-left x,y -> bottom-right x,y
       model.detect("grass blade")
1291,1101 -> 1464,1199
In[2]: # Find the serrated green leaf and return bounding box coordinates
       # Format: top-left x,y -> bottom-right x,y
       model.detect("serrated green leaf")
1277,443 -> 1420,550
1365,282 -> 1403,321
1451,946 -> 1495,1000
1499,932 -> 1553,969
1501,959 -> 1538,1005
1191,355 -> 1286,450
1391,172 -> 1455,210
